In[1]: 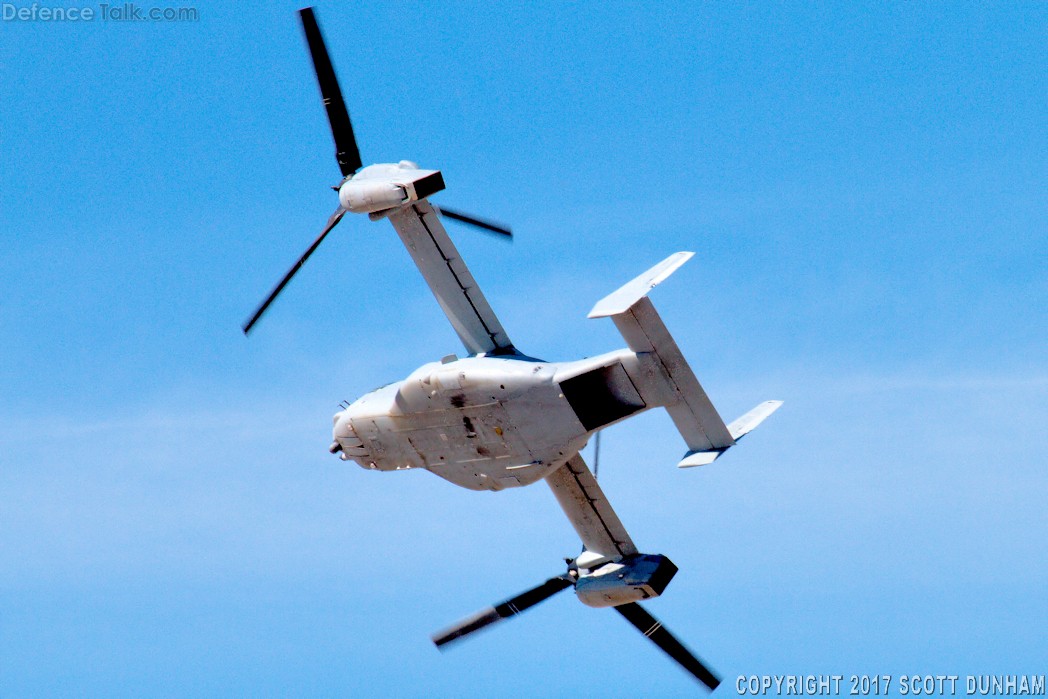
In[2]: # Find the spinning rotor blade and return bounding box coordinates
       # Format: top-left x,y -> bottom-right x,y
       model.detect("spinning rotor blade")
432,576 -> 572,649
437,206 -> 513,239
614,602 -> 720,691
242,206 -> 346,335
299,7 -> 362,176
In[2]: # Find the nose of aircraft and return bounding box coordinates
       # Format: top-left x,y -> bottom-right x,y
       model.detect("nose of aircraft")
330,411 -> 368,460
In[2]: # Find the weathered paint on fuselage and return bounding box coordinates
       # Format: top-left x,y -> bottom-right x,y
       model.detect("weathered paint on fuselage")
331,351 -> 650,491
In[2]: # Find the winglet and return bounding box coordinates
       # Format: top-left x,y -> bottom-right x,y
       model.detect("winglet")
588,252 -> 694,318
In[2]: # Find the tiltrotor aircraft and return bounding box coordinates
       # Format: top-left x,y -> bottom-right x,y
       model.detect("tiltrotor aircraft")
243,7 -> 783,692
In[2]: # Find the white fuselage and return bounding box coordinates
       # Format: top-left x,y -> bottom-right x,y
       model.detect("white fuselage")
331,350 -> 658,491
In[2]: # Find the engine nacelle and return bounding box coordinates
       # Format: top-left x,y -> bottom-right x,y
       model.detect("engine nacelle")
575,554 -> 678,608
338,164 -> 446,214
338,179 -> 409,214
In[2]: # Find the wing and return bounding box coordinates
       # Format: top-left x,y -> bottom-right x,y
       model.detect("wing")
545,453 -> 638,559
386,200 -> 513,355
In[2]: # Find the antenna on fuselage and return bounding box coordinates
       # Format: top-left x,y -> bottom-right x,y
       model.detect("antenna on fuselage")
592,430 -> 601,480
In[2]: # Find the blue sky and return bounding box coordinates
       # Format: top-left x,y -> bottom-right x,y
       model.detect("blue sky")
1,2 -> 1045,696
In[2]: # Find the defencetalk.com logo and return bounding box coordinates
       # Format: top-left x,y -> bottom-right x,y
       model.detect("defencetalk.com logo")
2,3 -> 198,22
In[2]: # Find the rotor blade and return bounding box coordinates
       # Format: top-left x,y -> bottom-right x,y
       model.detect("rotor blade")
614,602 -> 721,691
299,7 -> 362,176
437,206 -> 513,239
432,576 -> 572,649
242,206 -> 346,335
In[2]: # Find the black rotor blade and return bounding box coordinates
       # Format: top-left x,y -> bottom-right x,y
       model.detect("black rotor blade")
437,206 -> 513,239
242,206 -> 346,335
614,602 -> 721,691
432,576 -> 572,649
299,7 -> 362,176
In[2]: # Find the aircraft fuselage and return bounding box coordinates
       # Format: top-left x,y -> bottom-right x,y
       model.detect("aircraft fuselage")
331,350 -> 653,491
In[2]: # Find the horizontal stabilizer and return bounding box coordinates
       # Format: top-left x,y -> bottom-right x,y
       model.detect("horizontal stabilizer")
677,400 -> 783,468
589,252 -> 734,454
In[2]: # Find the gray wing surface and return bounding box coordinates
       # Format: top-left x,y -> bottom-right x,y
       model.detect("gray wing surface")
387,200 -> 512,355
545,454 -> 637,559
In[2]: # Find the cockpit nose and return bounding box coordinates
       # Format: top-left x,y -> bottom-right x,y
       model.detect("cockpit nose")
330,411 -> 369,461
332,410 -> 353,439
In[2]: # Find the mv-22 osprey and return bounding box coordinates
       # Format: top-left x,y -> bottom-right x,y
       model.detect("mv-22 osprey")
243,8 -> 782,691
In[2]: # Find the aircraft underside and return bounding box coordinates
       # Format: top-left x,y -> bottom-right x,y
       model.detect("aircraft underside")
242,7 -> 784,691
